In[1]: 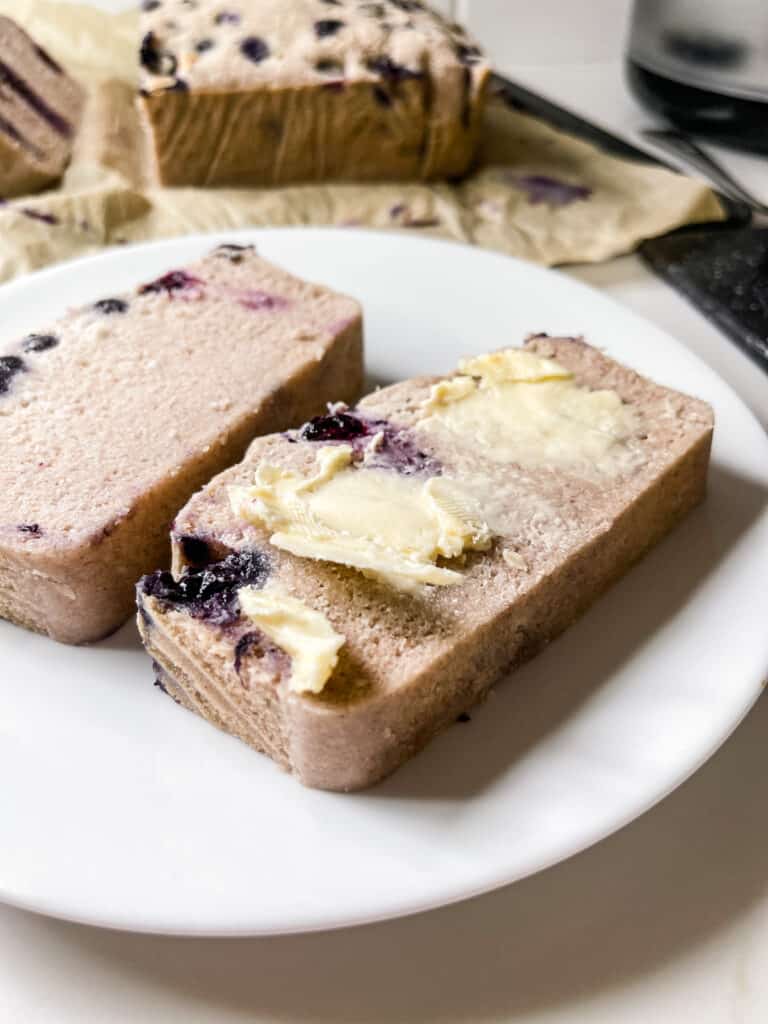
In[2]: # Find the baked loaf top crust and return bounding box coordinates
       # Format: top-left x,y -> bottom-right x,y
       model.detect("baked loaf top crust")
138,0 -> 487,94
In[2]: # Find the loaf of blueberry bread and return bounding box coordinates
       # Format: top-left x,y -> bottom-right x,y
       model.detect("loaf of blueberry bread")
137,336 -> 714,791
138,0 -> 490,187
0,16 -> 85,197
0,243 -> 363,644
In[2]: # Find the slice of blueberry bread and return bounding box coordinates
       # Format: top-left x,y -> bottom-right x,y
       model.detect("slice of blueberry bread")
137,336 -> 714,791
0,243 -> 363,644
137,0 -> 490,187
0,16 -> 85,197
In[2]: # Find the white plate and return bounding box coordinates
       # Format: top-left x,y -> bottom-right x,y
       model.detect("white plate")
1,229 -> 767,937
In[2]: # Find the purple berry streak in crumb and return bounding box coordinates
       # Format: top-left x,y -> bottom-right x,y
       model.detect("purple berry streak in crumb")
17,523 -> 42,537
214,10 -> 240,25
233,631 -> 289,682
138,269 -> 203,296
237,290 -> 289,312
33,44 -> 63,75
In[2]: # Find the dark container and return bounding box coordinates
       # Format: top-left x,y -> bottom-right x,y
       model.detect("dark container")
626,0 -> 768,153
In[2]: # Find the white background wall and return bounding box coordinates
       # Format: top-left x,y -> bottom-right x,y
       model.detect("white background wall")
444,0 -> 634,67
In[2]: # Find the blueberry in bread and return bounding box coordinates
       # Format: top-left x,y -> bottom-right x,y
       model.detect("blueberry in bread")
0,243 -> 363,643
0,16 -> 85,197
137,0 -> 490,186
137,336 -> 713,790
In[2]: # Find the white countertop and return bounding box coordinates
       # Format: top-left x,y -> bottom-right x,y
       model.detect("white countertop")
3,3 -> 767,1021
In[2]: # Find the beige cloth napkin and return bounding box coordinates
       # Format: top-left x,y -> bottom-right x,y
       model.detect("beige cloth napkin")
0,0 -> 725,283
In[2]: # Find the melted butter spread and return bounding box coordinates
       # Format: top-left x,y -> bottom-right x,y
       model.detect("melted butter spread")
238,584 -> 344,695
229,446 -> 491,589
421,349 -> 641,475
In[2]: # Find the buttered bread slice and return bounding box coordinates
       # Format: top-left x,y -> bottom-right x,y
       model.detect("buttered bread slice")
137,337 -> 713,790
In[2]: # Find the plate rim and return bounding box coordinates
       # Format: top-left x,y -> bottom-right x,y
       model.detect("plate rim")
1,227 -> 767,936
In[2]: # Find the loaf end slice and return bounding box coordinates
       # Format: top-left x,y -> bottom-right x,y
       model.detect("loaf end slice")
138,337 -> 713,790
0,16 -> 85,196
0,243 -> 363,643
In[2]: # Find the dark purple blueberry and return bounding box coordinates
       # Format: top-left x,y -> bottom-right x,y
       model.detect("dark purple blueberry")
315,19 -> 345,37
457,712 -> 472,723
17,523 -> 42,537
238,290 -> 289,312
390,0 -> 424,9
233,630 -> 288,678
20,208 -> 58,225
214,10 -> 240,25
389,203 -> 407,219
366,55 -> 422,82
320,0 -> 343,4
315,58 -> 343,74
177,534 -> 211,567
141,0 -> 161,10
138,269 -> 203,295
513,174 -> 592,207
212,242 -> 254,263
0,355 -> 26,395
94,298 -> 128,315
372,85 -> 392,107
139,32 -> 177,77
22,333 -> 58,353
138,549 -> 270,627
195,38 -> 215,53
240,36 -> 270,63
300,412 -> 368,443
33,44 -> 63,75
455,43 -> 483,66
166,79 -> 189,92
